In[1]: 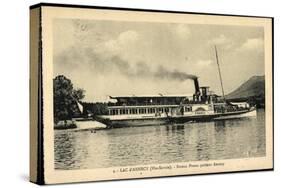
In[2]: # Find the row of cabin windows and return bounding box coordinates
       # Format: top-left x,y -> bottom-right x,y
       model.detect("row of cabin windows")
109,106 -> 192,115
109,107 -> 169,115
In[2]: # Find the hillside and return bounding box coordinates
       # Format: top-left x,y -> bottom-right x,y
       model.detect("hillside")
226,75 -> 265,107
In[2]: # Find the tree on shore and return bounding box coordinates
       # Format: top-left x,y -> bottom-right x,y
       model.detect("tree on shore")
53,75 -> 85,123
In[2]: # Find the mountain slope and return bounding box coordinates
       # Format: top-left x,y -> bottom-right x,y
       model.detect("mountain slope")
226,75 -> 265,100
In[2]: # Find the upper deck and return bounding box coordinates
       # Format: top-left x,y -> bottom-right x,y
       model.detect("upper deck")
108,94 -> 192,106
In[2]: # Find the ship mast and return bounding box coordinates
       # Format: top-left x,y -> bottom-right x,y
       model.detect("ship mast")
214,46 -> 225,101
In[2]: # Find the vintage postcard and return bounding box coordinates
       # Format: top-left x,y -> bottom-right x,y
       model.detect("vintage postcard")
30,3 -> 273,184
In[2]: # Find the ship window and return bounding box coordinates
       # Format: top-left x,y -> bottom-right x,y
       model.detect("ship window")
185,106 -> 191,112
114,109 -> 118,115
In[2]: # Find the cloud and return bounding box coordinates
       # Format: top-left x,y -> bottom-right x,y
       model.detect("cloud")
239,38 -> 264,51
119,30 -> 139,43
99,30 -> 139,57
208,34 -> 233,49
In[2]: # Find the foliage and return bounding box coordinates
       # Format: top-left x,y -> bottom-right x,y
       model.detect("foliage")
53,75 -> 85,122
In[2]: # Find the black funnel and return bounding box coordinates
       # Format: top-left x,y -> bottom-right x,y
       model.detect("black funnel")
194,78 -> 200,94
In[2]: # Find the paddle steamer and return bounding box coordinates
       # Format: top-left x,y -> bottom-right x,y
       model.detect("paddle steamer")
95,79 -> 256,128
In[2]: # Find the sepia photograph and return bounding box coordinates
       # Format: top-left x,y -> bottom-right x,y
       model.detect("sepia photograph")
53,17 -> 267,170
29,4 -> 273,184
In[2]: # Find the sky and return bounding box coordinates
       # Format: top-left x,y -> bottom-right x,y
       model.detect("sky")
53,19 -> 264,102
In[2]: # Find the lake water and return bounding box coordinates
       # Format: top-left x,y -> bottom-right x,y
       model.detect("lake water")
54,109 -> 265,170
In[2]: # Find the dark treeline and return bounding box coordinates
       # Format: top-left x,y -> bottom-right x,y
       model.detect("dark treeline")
226,94 -> 265,108
247,95 -> 265,108
80,102 -> 109,117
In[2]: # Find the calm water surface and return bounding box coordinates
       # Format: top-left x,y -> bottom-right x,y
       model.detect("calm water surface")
54,109 -> 265,170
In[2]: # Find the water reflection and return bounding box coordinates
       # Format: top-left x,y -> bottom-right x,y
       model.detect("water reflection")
55,109 -> 266,170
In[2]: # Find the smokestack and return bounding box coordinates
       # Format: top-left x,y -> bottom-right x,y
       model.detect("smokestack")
194,77 -> 200,94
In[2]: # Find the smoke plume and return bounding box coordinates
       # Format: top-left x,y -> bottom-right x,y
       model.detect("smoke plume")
56,47 -> 198,82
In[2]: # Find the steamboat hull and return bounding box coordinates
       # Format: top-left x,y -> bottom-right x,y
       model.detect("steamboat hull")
95,116 -> 169,128
169,108 -> 257,124
96,108 -> 256,128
